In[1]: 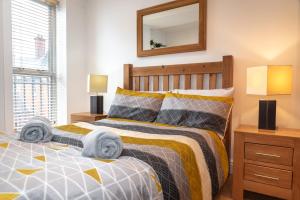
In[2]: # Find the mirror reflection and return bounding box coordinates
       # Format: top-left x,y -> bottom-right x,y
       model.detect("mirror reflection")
143,3 -> 199,50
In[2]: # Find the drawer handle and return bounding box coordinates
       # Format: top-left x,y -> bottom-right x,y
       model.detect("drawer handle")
254,174 -> 279,181
255,152 -> 281,158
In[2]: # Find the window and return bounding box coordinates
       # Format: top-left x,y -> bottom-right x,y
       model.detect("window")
12,0 -> 57,131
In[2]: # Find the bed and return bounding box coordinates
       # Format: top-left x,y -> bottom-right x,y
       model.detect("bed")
0,55 -> 233,200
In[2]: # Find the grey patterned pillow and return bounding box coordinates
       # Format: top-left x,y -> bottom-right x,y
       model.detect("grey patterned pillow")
108,88 -> 165,122
155,92 -> 233,137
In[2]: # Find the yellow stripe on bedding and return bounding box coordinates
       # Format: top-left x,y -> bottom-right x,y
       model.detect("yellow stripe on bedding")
165,92 -> 233,104
121,136 -> 203,200
107,118 -> 177,128
116,87 -> 165,99
54,123 -> 204,199
55,125 -> 92,135
0,193 -> 19,200
208,131 -> 229,181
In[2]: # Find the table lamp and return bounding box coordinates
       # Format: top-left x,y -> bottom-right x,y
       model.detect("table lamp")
88,74 -> 108,114
247,65 -> 292,130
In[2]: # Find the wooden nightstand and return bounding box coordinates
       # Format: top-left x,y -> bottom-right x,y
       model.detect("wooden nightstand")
71,112 -> 107,123
233,125 -> 300,200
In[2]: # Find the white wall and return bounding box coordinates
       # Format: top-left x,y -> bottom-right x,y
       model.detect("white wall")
56,0 -> 68,124
56,0 -> 90,124
86,0 -> 300,156
0,0 -> 13,132
0,0 -> 5,131
65,0 -> 89,123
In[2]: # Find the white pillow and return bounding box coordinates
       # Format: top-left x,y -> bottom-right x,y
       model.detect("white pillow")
172,87 -> 234,97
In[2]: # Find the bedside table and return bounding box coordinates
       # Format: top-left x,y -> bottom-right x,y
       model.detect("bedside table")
71,112 -> 107,123
233,125 -> 300,200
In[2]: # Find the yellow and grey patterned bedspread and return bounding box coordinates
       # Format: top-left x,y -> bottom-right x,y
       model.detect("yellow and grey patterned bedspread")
0,132 -> 162,200
0,118 -> 228,200
52,118 -> 229,200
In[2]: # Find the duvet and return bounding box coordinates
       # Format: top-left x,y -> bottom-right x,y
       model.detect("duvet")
0,132 -> 162,200
0,118 -> 228,200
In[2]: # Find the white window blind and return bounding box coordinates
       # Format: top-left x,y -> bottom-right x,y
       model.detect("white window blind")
12,0 -> 57,131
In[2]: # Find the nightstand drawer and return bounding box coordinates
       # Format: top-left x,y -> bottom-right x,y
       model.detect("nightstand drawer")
244,163 -> 292,189
245,143 -> 293,166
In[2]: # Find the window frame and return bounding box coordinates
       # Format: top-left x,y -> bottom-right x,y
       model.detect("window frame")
12,0 -> 57,129
12,0 -> 57,76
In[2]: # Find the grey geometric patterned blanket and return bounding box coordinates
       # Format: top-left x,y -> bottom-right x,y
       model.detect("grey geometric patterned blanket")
52,118 -> 229,200
0,132 -> 163,200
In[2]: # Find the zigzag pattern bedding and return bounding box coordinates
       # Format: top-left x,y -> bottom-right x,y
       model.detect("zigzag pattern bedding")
0,132 -> 162,200
53,118 -> 229,200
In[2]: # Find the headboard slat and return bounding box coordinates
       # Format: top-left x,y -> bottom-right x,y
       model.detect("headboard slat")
209,74 -> 217,89
153,76 -> 159,91
185,75 -> 191,89
222,55 -> 233,88
173,75 -> 180,89
124,64 -> 133,89
144,76 -> 149,91
134,76 -> 140,91
196,74 -> 204,89
163,75 -> 169,91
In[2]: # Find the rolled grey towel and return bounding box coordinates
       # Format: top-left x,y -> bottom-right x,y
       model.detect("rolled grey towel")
20,116 -> 53,143
82,130 -> 123,159
31,116 -> 52,125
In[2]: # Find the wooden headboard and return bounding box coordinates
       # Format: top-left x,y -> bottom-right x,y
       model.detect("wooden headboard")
123,55 -> 233,156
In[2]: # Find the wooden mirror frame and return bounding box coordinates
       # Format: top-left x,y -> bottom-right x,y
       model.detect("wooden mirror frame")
137,0 -> 207,57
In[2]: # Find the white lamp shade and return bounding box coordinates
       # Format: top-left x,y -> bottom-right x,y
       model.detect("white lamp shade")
247,65 -> 292,95
88,74 -> 108,93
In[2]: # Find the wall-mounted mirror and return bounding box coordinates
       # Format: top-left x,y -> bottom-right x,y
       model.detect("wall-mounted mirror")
137,0 -> 206,57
